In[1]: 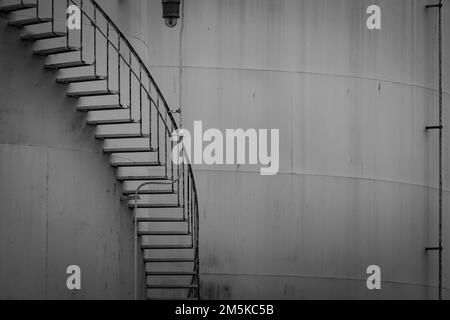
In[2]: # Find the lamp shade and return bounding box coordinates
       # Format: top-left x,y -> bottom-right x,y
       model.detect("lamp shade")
162,0 -> 181,19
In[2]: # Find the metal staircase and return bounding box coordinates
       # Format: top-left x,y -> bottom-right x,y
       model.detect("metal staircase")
0,0 -> 200,300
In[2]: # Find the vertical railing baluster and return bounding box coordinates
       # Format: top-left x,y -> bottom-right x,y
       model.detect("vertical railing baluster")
106,21 -> 110,92
51,0 -> 54,33
187,171 -> 190,234
139,66 -> 142,136
66,0 -> 69,47
93,7 -> 97,74
195,194 -> 199,298
188,173 -> 191,239
129,50 -> 132,120
176,136 -> 180,205
190,176 -> 193,247
117,35 -> 121,106
79,0 -> 83,61
171,123 -> 175,182
148,78 -> 152,148
164,106 -> 168,178
157,97 -> 160,164
182,160 -> 185,221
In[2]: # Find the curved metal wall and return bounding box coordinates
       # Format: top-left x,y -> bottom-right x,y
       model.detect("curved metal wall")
0,0 -> 149,299
1,0 -> 449,300
145,0 -> 450,299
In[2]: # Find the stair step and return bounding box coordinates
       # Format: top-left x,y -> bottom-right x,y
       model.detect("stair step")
142,245 -> 192,250
138,231 -> 189,236
117,166 -> 166,178
45,61 -> 93,70
0,3 -> 37,13
118,175 -> 167,181
86,110 -> 134,125
138,217 -> 185,222
35,46 -> 80,56
88,118 -> 134,125
130,203 -> 181,209
147,284 -> 198,289
144,258 -> 195,263
105,146 -> 157,153
124,189 -> 174,196
96,123 -> 149,139
9,17 -> 52,27
110,152 -> 159,168
146,271 -> 196,276
112,161 -> 161,168
68,89 -> 118,97
135,208 -> 185,222
57,75 -> 107,84
78,104 -> 126,112
126,180 -> 177,194
96,132 -> 147,139
147,297 -> 198,301
22,31 -> 67,41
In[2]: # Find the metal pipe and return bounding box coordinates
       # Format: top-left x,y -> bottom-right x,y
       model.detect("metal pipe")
438,0 -> 443,301
425,0 -> 444,300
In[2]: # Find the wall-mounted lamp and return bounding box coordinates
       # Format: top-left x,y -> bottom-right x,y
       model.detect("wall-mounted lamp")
162,0 -> 181,28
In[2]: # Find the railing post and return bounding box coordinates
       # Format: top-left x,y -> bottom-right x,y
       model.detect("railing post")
129,50 -> 132,121
118,35 -> 121,106
80,0 -> 83,62
157,97 -> 161,164
93,7 -> 97,74
51,0 -> 54,33
139,66 -> 143,135
66,0 -> 69,46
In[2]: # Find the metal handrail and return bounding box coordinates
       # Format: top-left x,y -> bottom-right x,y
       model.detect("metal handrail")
79,0 -> 199,207
63,0 -> 199,299
68,0 -> 174,132
89,0 -> 179,130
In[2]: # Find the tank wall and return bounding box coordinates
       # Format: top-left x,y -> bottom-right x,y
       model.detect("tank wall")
144,0 -> 450,299
0,0 -> 149,299
1,0 -> 450,300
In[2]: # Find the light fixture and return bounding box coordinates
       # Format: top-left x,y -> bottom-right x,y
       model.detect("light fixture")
162,0 -> 181,28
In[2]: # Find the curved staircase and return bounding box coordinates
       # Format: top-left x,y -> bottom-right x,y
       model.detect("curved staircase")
0,0 -> 200,300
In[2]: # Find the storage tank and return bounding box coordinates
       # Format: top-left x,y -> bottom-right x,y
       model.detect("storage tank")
0,0 -> 151,299
145,0 -> 450,299
1,0 -> 449,300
